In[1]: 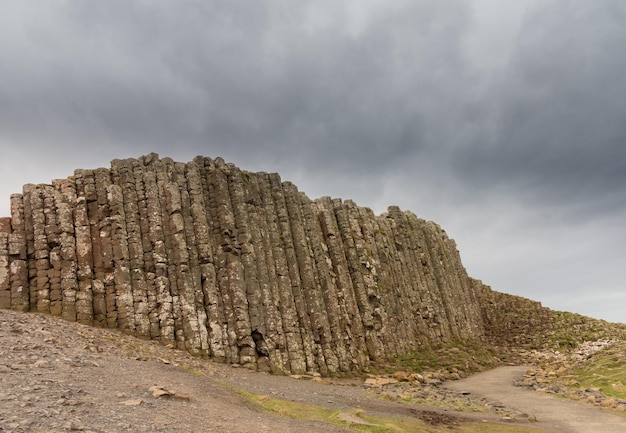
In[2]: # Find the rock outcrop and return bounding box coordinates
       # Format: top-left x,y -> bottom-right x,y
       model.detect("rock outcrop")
0,154 -> 615,375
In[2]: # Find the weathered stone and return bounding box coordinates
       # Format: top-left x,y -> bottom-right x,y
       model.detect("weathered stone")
0,153 -> 615,375
0,229 -> 10,309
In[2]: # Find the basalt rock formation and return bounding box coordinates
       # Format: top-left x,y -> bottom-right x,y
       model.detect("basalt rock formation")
0,154 -> 616,375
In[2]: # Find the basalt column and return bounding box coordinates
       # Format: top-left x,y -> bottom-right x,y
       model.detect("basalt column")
0,218 -> 10,308
0,153 -> 496,375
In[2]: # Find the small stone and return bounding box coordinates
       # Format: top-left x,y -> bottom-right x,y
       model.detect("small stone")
393,371 -> 411,382
20,418 -> 37,427
600,398 -> 618,408
121,399 -> 143,406
63,421 -> 85,431
33,359 -> 52,368
149,385 -> 174,398
336,412 -> 379,426
411,373 -> 425,383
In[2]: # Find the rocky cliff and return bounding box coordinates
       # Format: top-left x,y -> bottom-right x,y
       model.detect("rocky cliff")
0,154 -> 614,375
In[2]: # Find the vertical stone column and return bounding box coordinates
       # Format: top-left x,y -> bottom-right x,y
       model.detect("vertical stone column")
151,158 -> 175,344
23,185 -> 45,312
168,161 -> 204,355
192,157 -> 224,361
226,166 -> 260,369
185,160 -> 212,354
136,162 -> 162,339
72,170 -> 94,324
420,221 -> 484,340
283,183 -> 331,373
9,193 -> 28,311
0,218 -> 10,308
244,172 -> 285,373
244,172 -> 287,372
299,195 -> 338,375
400,214 -> 435,332
341,201 -> 384,362
354,206 -> 388,359
92,167 -> 115,327
207,159 -> 250,365
126,160 -> 150,337
420,222 -> 453,339
268,175 -> 309,374
140,157 -> 165,339
53,178 -> 78,319
161,159 -> 185,350
375,209 -> 419,349
313,197 -> 354,373
382,209 -> 432,348
108,161 -> 134,332
321,197 -> 369,372
332,200 -> 372,369
261,173 -> 305,373
364,211 -> 403,357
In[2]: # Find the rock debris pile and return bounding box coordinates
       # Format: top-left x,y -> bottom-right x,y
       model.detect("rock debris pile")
515,339 -> 626,411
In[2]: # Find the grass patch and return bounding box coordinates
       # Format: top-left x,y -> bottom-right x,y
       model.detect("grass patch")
459,425 -> 547,433
244,392 -> 341,423
231,387 -> 547,432
389,340 -> 500,375
568,340 -> 626,400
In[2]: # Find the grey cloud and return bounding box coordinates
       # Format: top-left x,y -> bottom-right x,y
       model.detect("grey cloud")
0,1 -> 476,174
1,1 -> 625,322
452,0 -> 626,220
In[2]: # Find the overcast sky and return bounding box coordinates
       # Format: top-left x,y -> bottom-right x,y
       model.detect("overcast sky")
1,0 -> 625,323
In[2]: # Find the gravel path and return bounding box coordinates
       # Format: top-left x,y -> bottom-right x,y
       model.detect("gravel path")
445,366 -> 626,433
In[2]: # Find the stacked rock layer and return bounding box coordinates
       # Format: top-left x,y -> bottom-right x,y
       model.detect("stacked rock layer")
1,154 -> 498,374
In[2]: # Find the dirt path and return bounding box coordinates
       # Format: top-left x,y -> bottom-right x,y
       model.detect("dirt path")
444,366 -> 626,433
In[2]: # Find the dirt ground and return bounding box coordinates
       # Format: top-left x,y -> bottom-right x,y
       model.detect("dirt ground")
445,366 -> 626,433
1,309 -> 621,432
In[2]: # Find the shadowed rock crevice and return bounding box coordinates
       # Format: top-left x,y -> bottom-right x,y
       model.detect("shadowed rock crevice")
0,153 -> 614,375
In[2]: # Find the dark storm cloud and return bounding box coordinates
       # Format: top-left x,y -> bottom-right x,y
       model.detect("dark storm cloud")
453,0 -> 626,220
0,1 -> 475,175
1,1 -> 625,322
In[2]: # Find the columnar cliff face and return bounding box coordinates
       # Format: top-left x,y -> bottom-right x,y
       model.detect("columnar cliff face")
1,154 -> 493,374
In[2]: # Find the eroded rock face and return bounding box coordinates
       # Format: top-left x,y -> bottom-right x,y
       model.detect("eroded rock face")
0,154 -> 526,374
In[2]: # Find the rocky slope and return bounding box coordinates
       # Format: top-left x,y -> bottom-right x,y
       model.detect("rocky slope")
0,153 -> 621,375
